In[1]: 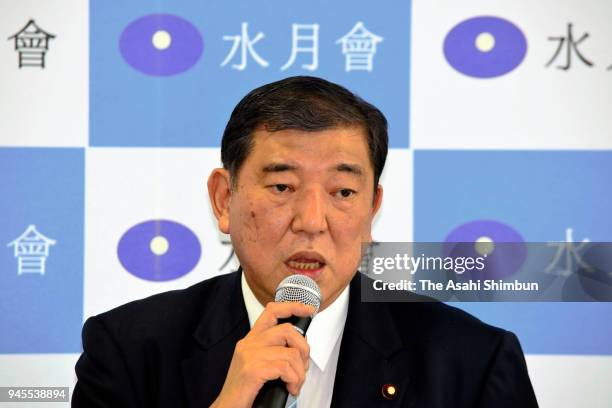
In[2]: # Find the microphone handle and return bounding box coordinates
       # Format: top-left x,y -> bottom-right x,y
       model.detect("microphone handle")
252,315 -> 312,408
252,379 -> 288,408
278,315 -> 312,336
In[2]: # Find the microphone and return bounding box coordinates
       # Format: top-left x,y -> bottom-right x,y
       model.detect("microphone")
252,274 -> 322,408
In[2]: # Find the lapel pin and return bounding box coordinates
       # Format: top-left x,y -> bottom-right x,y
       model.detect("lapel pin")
382,383 -> 397,400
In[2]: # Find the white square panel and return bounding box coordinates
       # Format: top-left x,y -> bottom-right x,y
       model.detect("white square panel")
0,0 -> 87,147
526,355 -> 612,408
84,147 -> 231,318
411,0 -> 612,149
0,353 -> 79,408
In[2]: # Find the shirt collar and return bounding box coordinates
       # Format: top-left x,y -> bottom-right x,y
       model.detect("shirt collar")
241,271 -> 349,372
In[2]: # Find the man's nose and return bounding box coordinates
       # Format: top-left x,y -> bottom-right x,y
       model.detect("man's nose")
291,186 -> 328,235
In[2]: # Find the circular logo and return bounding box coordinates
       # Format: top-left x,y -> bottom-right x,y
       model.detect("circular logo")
444,219 -> 526,279
443,16 -> 527,78
117,219 -> 201,281
119,14 -> 203,76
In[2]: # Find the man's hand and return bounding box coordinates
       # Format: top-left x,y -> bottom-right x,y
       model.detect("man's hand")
210,302 -> 315,408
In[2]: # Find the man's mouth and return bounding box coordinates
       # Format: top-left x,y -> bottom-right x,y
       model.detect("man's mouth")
287,259 -> 324,270
285,252 -> 326,276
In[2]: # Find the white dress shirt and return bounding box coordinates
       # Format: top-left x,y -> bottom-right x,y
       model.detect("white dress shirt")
241,272 -> 349,408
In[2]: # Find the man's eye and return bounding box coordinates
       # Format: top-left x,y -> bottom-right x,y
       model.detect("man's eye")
336,188 -> 356,198
272,184 -> 290,193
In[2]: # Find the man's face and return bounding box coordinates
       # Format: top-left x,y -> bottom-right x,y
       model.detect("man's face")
209,126 -> 382,310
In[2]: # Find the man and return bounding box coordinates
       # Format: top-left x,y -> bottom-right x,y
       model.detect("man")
73,76 -> 538,407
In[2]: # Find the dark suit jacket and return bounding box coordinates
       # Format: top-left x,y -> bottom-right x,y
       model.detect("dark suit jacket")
72,270 -> 538,407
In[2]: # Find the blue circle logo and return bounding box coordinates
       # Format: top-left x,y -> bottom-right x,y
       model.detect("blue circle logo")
117,219 -> 201,281
444,219 -> 526,279
119,14 -> 203,76
443,16 -> 527,78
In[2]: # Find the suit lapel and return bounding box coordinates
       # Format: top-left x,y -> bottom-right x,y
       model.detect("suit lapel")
181,269 -> 250,407
331,273 -> 418,407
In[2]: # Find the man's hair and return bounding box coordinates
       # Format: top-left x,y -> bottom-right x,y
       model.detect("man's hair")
221,76 -> 388,197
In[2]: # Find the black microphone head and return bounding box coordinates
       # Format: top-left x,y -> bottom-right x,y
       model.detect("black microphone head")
275,274 -> 322,313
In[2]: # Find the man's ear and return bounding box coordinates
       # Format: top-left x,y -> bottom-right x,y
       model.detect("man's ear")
364,184 -> 383,242
372,184 -> 383,218
207,168 -> 232,234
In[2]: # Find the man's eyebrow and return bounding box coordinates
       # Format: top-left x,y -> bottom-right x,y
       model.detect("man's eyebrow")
261,162 -> 364,177
334,163 -> 364,177
261,163 -> 298,173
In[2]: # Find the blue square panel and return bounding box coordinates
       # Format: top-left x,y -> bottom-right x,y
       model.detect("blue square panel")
414,150 -> 612,355
0,148 -> 84,353
90,0 -> 411,147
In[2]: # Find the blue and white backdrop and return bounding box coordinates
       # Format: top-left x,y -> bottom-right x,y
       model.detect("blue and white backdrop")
1,1 -> 612,406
